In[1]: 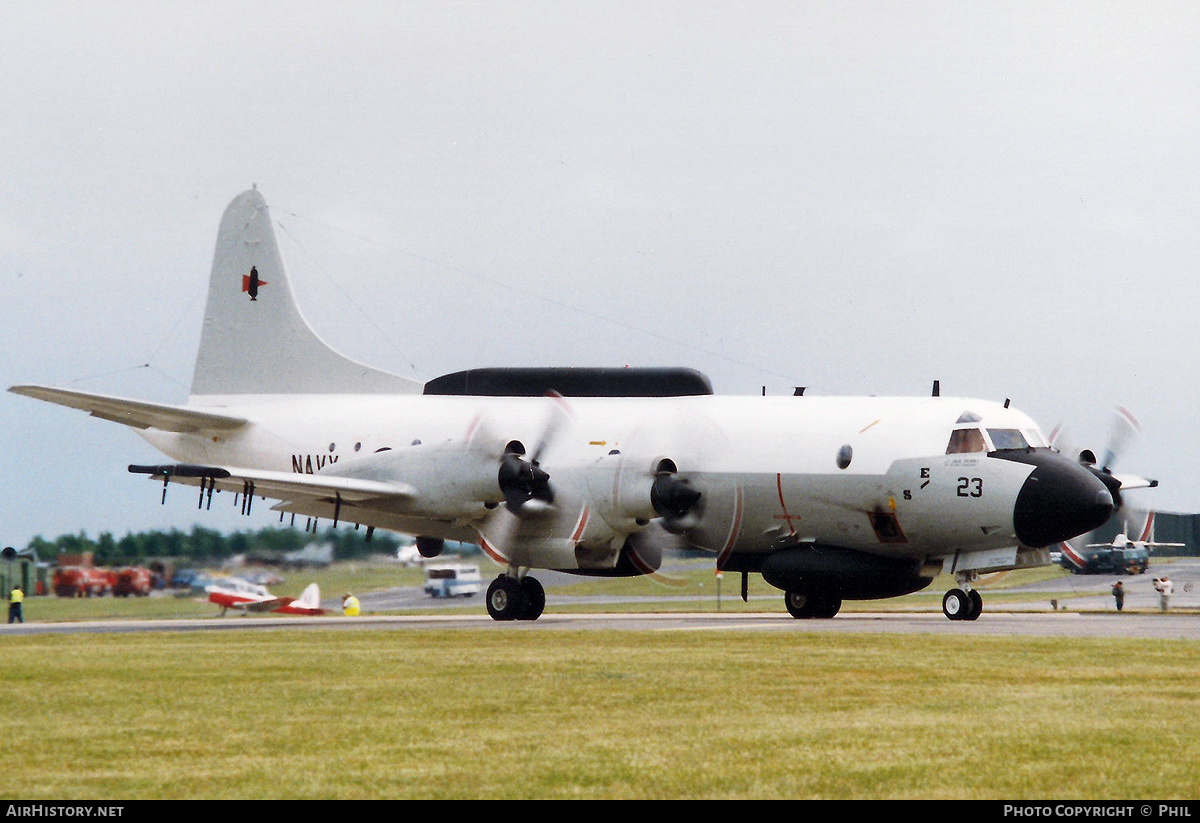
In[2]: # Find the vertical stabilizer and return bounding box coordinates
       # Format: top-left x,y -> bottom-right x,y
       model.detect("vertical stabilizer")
295,583 -> 321,610
190,188 -> 421,398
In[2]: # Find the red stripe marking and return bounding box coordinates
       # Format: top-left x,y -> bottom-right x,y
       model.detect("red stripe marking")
1060,541 -> 1087,568
463,414 -> 482,445
546,390 -> 575,418
1114,406 -> 1140,431
774,472 -> 799,536
570,506 -> 590,542
477,534 -> 508,564
1139,511 -> 1155,542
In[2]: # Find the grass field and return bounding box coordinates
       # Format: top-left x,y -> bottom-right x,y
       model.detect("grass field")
2,629 -> 1199,799
5,559 -> 1199,799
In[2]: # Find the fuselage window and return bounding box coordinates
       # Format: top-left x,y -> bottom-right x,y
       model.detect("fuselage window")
987,429 -> 1028,450
946,428 -> 987,454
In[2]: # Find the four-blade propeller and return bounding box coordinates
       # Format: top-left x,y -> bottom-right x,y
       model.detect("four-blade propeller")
494,391 -> 571,517
484,394 -> 706,570
1051,406 -> 1158,563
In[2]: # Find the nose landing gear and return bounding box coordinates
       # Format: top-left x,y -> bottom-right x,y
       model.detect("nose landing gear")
942,576 -> 983,621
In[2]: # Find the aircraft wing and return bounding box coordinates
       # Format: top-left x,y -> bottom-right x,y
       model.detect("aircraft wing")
9,385 -> 249,433
128,463 -> 416,517
240,596 -> 296,613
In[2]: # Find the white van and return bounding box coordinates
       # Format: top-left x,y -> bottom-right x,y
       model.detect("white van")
423,565 -> 483,598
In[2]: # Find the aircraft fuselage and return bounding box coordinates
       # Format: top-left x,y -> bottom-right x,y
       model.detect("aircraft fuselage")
139,392 -> 1099,578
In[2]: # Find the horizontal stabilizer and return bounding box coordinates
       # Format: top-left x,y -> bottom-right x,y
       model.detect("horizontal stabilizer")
9,385 -> 248,433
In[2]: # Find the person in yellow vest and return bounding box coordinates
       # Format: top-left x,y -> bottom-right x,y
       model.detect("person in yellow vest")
342,593 -> 360,616
8,587 -> 24,624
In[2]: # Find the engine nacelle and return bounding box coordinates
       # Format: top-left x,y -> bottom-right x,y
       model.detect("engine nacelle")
585,451 -> 665,533
561,524 -> 673,577
323,441 -> 500,520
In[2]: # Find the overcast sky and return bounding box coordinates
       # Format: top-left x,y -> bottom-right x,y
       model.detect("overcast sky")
2,1 -> 1197,548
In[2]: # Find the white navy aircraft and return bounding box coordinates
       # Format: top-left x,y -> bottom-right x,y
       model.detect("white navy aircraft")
11,189 -> 1151,621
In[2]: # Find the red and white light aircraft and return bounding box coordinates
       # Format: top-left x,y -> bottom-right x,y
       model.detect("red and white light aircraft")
206,579 -> 325,617
11,189 -> 1157,622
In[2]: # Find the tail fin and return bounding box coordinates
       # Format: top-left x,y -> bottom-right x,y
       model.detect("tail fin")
190,188 -> 421,399
295,583 -> 321,610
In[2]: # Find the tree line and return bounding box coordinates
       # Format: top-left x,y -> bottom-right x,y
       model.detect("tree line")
20,525 -> 412,567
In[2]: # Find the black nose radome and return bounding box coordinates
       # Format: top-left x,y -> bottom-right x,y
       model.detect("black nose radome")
992,449 -> 1115,548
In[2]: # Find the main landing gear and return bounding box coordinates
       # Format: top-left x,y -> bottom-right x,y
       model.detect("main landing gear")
486,572 -> 546,621
784,590 -> 842,619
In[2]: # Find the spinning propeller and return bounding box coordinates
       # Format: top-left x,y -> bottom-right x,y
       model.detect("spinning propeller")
481,393 -> 707,581
477,393 -> 572,561
494,391 -> 570,516
1050,405 -> 1152,514
497,443 -> 554,515
650,459 -> 704,534
1051,406 -> 1159,564
620,459 -> 706,585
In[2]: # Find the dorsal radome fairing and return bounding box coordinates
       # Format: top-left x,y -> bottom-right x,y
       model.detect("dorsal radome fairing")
189,188 -> 422,398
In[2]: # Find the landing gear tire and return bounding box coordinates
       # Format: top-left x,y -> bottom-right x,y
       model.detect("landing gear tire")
816,597 -> 842,618
943,588 -> 982,621
518,577 -> 545,621
942,588 -> 967,620
784,591 -> 842,619
966,589 -> 983,621
486,575 -> 546,621
486,575 -> 525,621
785,591 -> 811,618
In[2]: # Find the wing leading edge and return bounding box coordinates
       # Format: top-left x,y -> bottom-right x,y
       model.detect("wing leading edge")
128,463 -> 415,525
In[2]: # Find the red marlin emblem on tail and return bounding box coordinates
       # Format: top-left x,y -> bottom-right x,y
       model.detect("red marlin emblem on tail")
242,266 -> 267,300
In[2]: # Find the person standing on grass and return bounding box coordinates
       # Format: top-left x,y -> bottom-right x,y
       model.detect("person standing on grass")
8,587 -> 23,623
342,593 -> 360,616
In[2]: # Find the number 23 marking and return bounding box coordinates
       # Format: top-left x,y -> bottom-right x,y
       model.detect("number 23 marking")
957,477 -> 983,498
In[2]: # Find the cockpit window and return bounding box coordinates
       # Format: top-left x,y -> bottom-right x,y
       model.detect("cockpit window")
946,428 -> 987,454
987,429 -> 1029,450
1024,428 -> 1047,448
